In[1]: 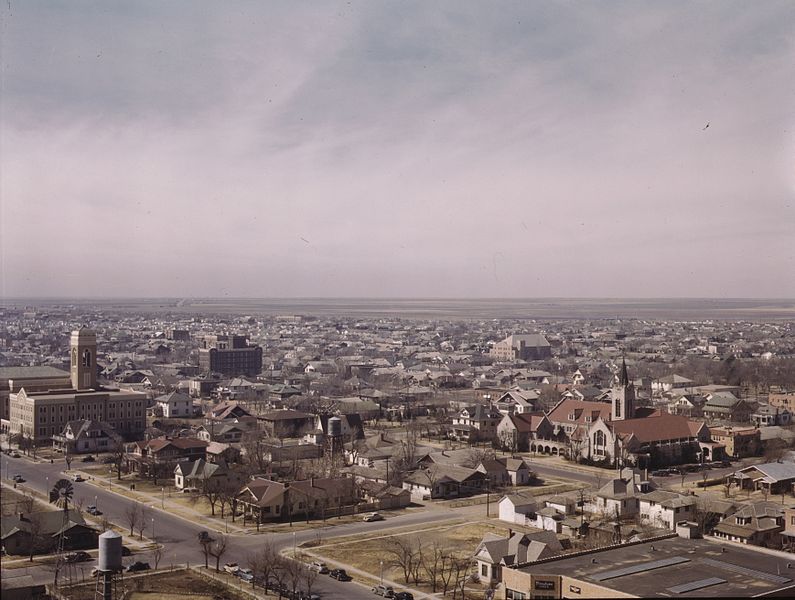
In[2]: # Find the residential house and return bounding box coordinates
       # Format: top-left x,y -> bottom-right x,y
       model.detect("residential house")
174,458 -> 240,491
126,436 -> 208,480
638,490 -> 697,530
450,403 -> 503,443
52,420 -> 123,454
731,460 -> 795,495
713,502 -> 785,548
402,465 -> 488,500
155,391 -> 193,418
496,390 -> 539,415
751,404 -> 792,427
474,530 -> 563,584
1,509 -> 97,556
651,375 -> 694,394
258,409 -> 316,439
702,392 -> 754,422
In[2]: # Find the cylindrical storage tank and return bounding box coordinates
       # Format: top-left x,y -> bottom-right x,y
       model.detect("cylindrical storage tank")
98,530 -> 123,572
328,416 -> 342,437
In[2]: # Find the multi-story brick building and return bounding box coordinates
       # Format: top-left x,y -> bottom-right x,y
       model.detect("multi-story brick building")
7,328 -> 147,444
490,334 -> 552,361
198,334 -> 263,377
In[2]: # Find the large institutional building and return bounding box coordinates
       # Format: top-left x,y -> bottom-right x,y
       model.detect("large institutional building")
490,334 -> 552,361
198,334 -> 263,377
6,327 -> 147,444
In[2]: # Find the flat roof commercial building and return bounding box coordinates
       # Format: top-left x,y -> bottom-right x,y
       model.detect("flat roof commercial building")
501,534 -> 795,598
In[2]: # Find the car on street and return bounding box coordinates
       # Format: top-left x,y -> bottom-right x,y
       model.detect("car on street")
81,455 -> 96,462
126,561 -> 151,573
11,452 -> 21,458
651,470 -> 670,477
237,568 -> 254,582
394,593 -> 414,600
363,512 -> 385,522
86,505 -> 102,515
64,551 -> 92,563
223,563 -> 240,575
310,561 -> 329,574
12,474 -> 24,483
197,531 -> 213,543
329,568 -> 351,581
72,474 -> 86,482
372,584 -> 395,597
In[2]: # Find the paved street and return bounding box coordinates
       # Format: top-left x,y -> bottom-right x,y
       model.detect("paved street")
2,454 -> 460,598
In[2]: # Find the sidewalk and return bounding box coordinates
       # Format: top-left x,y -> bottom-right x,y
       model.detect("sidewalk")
77,470 -> 250,535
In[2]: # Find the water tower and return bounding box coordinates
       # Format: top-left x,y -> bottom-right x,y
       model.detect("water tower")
326,416 -> 343,457
95,530 -> 123,600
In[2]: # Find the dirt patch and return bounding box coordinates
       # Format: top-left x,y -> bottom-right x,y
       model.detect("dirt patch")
59,568 -> 267,600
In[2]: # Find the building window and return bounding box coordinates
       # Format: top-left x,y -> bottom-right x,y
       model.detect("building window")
481,564 -> 488,577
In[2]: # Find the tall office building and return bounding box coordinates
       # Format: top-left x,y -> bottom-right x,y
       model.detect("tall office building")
198,334 -> 263,377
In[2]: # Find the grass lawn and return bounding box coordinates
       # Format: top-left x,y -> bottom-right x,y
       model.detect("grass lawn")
307,518 -> 516,595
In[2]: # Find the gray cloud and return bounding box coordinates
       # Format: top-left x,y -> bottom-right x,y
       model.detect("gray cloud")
1,1 -> 793,298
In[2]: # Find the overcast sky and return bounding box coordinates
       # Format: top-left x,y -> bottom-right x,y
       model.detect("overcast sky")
1,1 -> 793,298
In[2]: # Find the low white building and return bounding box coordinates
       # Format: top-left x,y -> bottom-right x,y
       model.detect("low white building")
498,493 -> 537,525
639,490 -> 697,530
156,391 -> 193,418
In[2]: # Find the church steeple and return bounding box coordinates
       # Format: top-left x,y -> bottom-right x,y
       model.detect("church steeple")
612,356 -> 635,421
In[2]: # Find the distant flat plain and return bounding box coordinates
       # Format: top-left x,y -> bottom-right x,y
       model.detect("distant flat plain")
6,298 -> 795,321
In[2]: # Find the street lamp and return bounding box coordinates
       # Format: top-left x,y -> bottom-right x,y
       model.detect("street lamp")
161,487 -> 165,509
380,560 -> 384,585
292,532 -> 296,557
94,495 -> 98,512
152,517 -> 155,542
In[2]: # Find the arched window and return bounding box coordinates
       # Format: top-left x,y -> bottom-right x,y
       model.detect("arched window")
82,349 -> 92,367
594,430 -> 606,447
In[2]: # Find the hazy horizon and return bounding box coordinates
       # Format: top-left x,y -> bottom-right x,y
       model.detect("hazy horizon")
2,1 -> 793,299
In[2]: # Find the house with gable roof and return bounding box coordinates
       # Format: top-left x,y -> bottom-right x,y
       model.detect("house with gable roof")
474,529 -> 563,583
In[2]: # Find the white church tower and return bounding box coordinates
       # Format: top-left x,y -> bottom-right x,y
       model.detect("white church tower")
611,357 -> 635,421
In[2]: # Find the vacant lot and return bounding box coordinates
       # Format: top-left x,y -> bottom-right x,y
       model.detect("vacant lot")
307,518 -> 528,598
61,568 -> 270,600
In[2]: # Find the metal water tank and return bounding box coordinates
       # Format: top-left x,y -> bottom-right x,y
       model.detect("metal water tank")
98,530 -> 123,572
328,416 -> 342,437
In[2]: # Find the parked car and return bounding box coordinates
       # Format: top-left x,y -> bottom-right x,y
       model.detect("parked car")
363,512 -> 385,522
329,568 -> 351,581
394,593 -> 414,600
11,452 -> 21,458
223,563 -> 240,575
372,584 -> 395,597
122,546 -> 132,556
64,551 -> 92,563
310,561 -> 329,574
651,470 -> 670,477
197,531 -> 212,543
72,474 -> 86,482
101,456 -> 115,464
81,455 -> 96,462
86,505 -> 102,515
237,568 -> 254,582
126,561 -> 150,572
12,474 -> 24,483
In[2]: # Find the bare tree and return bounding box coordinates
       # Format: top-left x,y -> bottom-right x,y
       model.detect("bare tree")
451,554 -> 473,600
136,505 -> 150,540
202,478 -> 223,516
198,536 -> 212,569
247,541 -> 279,593
208,534 -> 230,572
302,561 -> 320,598
422,541 -> 446,593
385,536 -> 423,585
150,545 -> 163,570
283,558 -> 304,599
241,431 -> 271,474
124,504 -> 141,537
112,444 -> 126,481
64,450 -> 73,472
27,513 -> 46,562
19,494 -> 35,515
